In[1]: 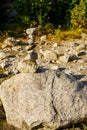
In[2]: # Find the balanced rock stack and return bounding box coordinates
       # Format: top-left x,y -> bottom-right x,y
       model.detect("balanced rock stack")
26,27 -> 37,44
17,51 -> 38,73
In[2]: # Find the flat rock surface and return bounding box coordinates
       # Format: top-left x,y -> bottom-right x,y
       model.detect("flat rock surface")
0,70 -> 87,130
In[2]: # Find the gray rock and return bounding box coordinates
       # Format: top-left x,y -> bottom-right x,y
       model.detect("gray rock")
0,60 -> 9,69
24,51 -> 38,61
50,65 -> 59,70
17,60 -> 37,73
40,35 -> 47,41
81,33 -> 87,39
12,46 -> 22,51
0,52 -> 7,60
52,43 -> 58,48
25,44 -> 36,51
27,39 -> 34,44
0,57 -> 19,75
70,42 -> 79,47
67,48 -> 78,56
3,37 -> 17,47
40,50 -> 57,61
76,44 -> 86,51
0,70 -> 87,130
28,34 -> 36,40
26,28 -> 37,35
27,34 -> 36,44
59,54 -> 78,63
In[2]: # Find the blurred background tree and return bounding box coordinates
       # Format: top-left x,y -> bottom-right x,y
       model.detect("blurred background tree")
0,0 -> 87,32
71,0 -> 87,29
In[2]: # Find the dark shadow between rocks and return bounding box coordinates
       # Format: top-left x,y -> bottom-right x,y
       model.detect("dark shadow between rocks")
57,67 -> 66,72
17,42 -> 29,46
56,70 -> 76,83
72,74 -> 87,91
0,105 -> 6,120
73,74 -> 85,80
56,118 -> 87,130
81,81 -> 87,86
36,66 -> 49,73
76,80 -> 87,91
78,51 -> 86,56
32,123 -> 44,130
69,57 -> 81,62
0,74 -> 8,78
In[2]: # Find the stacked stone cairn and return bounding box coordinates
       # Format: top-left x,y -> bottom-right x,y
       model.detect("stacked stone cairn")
18,27 -> 38,73
26,27 -> 37,45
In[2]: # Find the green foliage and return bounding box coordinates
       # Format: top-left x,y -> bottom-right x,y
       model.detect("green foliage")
0,0 -> 87,33
71,0 -> 87,29
71,124 -> 75,130
37,23 -> 55,36
15,0 -> 53,26
44,23 -> 55,34
81,123 -> 87,130
15,0 -> 87,29
14,0 -> 74,28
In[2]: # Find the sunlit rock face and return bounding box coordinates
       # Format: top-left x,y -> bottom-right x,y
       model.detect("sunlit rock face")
0,70 -> 87,130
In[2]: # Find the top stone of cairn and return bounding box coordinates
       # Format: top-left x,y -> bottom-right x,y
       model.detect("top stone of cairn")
26,28 -> 37,35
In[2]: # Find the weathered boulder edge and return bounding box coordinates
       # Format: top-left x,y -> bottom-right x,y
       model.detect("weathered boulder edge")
0,70 -> 87,130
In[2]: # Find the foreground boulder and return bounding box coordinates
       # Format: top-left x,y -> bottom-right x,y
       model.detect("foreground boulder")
0,70 -> 87,130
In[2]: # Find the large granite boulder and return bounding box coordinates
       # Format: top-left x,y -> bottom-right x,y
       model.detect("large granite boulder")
0,70 -> 87,130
